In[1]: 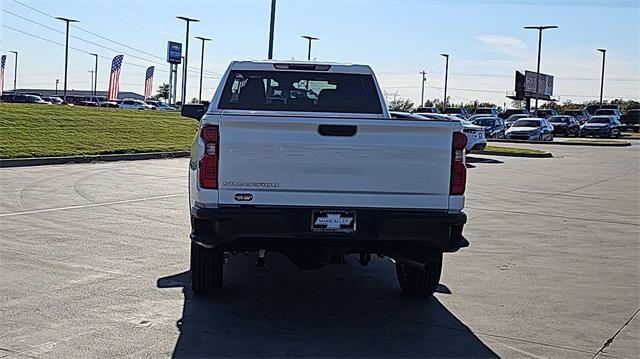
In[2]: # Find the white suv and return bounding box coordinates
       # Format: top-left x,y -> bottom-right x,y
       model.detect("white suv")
119,99 -> 154,110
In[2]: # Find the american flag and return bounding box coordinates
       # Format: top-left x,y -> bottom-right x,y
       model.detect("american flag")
107,55 -> 124,100
144,66 -> 154,99
0,55 -> 6,97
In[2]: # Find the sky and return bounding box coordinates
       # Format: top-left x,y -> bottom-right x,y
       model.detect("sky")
1,0 -> 639,106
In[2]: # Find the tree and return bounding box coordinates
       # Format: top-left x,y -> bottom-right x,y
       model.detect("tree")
388,98 -> 415,112
156,83 -> 170,101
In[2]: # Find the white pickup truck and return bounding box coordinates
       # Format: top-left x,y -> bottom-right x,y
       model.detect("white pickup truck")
182,61 -> 469,297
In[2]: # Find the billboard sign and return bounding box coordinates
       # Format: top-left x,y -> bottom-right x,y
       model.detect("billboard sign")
525,70 -> 554,97
167,41 -> 182,64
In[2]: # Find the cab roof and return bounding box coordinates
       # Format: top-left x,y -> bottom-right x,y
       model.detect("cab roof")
229,60 -> 374,75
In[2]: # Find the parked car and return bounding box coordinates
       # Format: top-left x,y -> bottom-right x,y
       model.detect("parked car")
181,60 -> 469,297
119,99 -> 154,110
413,112 -> 454,121
594,108 -> 622,121
77,101 -> 99,107
534,109 -> 558,118
99,101 -> 120,108
549,115 -> 580,136
474,107 -> 498,116
620,109 -> 640,132
505,118 -> 554,141
562,109 -> 589,124
414,106 -> 440,114
1,93 -> 49,104
443,107 -> 469,118
584,104 -> 619,117
468,114 -> 497,123
499,108 -> 529,120
42,96 -> 64,105
460,120 -> 487,152
505,114 -> 530,128
145,100 -> 176,111
580,116 -> 622,138
470,116 -> 507,138
390,111 -> 435,120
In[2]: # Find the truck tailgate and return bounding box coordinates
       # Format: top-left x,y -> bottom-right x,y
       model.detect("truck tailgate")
217,114 -> 455,210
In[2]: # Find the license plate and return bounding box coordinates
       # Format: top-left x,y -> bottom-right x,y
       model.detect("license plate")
311,210 -> 356,233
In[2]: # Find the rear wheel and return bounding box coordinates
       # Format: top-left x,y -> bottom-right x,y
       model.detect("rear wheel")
191,241 -> 224,294
395,252 -> 443,297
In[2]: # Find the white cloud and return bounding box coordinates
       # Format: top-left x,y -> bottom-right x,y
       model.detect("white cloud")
477,35 -> 528,58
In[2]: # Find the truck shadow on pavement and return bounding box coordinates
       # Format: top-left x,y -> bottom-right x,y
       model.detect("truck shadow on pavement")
158,255 -> 498,358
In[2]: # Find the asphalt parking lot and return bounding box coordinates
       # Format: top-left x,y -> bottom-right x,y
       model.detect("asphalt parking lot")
1,144 -> 638,358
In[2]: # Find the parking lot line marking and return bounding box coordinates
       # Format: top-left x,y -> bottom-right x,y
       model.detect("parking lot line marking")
0,194 -> 183,218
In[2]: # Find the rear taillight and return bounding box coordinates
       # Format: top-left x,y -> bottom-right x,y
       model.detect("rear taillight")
199,125 -> 219,189
450,132 -> 467,195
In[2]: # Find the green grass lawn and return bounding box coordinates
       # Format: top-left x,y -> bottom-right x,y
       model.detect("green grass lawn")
483,145 -> 547,155
0,104 -> 199,158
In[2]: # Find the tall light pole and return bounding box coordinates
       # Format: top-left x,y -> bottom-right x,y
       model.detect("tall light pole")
9,51 -> 17,92
597,48 -> 606,109
419,70 -> 427,107
90,53 -> 98,97
55,79 -> 59,95
176,16 -> 200,106
195,36 -> 211,103
88,70 -> 94,100
268,0 -> 277,59
301,35 -> 319,61
524,25 -> 558,111
440,53 -> 449,109
56,17 -> 80,103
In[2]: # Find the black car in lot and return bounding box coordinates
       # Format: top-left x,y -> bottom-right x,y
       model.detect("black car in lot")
562,109 -> 590,124
549,115 -> 580,136
580,116 -> 622,138
443,107 -> 469,118
584,104 -> 619,117
534,109 -> 558,118
499,108 -> 529,120
470,116 -> 507,138
620,109 -> 640,132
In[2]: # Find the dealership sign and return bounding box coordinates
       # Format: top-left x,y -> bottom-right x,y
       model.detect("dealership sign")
166,41 -> 182,64
524,70 -> 554,97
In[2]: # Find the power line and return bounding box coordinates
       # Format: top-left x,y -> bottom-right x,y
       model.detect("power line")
10,0 -> 221,77
377,70 -> 639,82
2,25 -> 219,80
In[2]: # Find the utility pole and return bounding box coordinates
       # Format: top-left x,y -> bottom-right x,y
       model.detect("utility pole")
55,79 -> 59,95
268,0 -> 277,59
195,36 -> 211,103
597,48 -> 606,109
524,25 -> 558,111
440,53 -> 449,109
420,70 -> 427,107
56,17 -> 80,103
9,51 -> 17,92
90,53 -> 98,97
301,35 -> 319,61
176,16 -> 200,106
89,70 -> 94,100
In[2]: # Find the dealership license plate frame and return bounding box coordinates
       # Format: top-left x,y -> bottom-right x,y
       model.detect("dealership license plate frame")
311,210 -> 357,234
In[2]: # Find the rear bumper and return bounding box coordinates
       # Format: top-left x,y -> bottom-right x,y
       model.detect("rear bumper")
191,206 -> 468,253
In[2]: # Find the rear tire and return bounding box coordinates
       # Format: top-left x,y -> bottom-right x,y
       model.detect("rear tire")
191,241 -> 224,294
395,252 -> 443,297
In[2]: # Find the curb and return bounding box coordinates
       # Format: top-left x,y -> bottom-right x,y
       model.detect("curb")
0,151 -> 190,168
474,150 -> 553,158
488,139 -> 632,147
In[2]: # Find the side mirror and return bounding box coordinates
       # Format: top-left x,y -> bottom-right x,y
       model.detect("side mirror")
181,103 -> 206,120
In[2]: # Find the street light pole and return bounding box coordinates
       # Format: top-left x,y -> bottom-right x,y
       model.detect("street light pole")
301,35 -> 319,61
56,17 -> 80,103
440,53 -> 449,109
9,51 -> 17,92
420,70 -> 426,107
90,53 -> 98,97
89,70 -> 94,100
597,48 -> 606,109
55,79 -> 59,95
524,25 -> 558,112
195,36 -> 211,103
176,16 -> 200,106
268,0 -> 277,59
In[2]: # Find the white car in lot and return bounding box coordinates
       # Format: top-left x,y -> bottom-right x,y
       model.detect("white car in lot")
182,60 -> 469,297
145,100 -> 177,111
119,99 -> 154,110
460,120 -> 487,152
